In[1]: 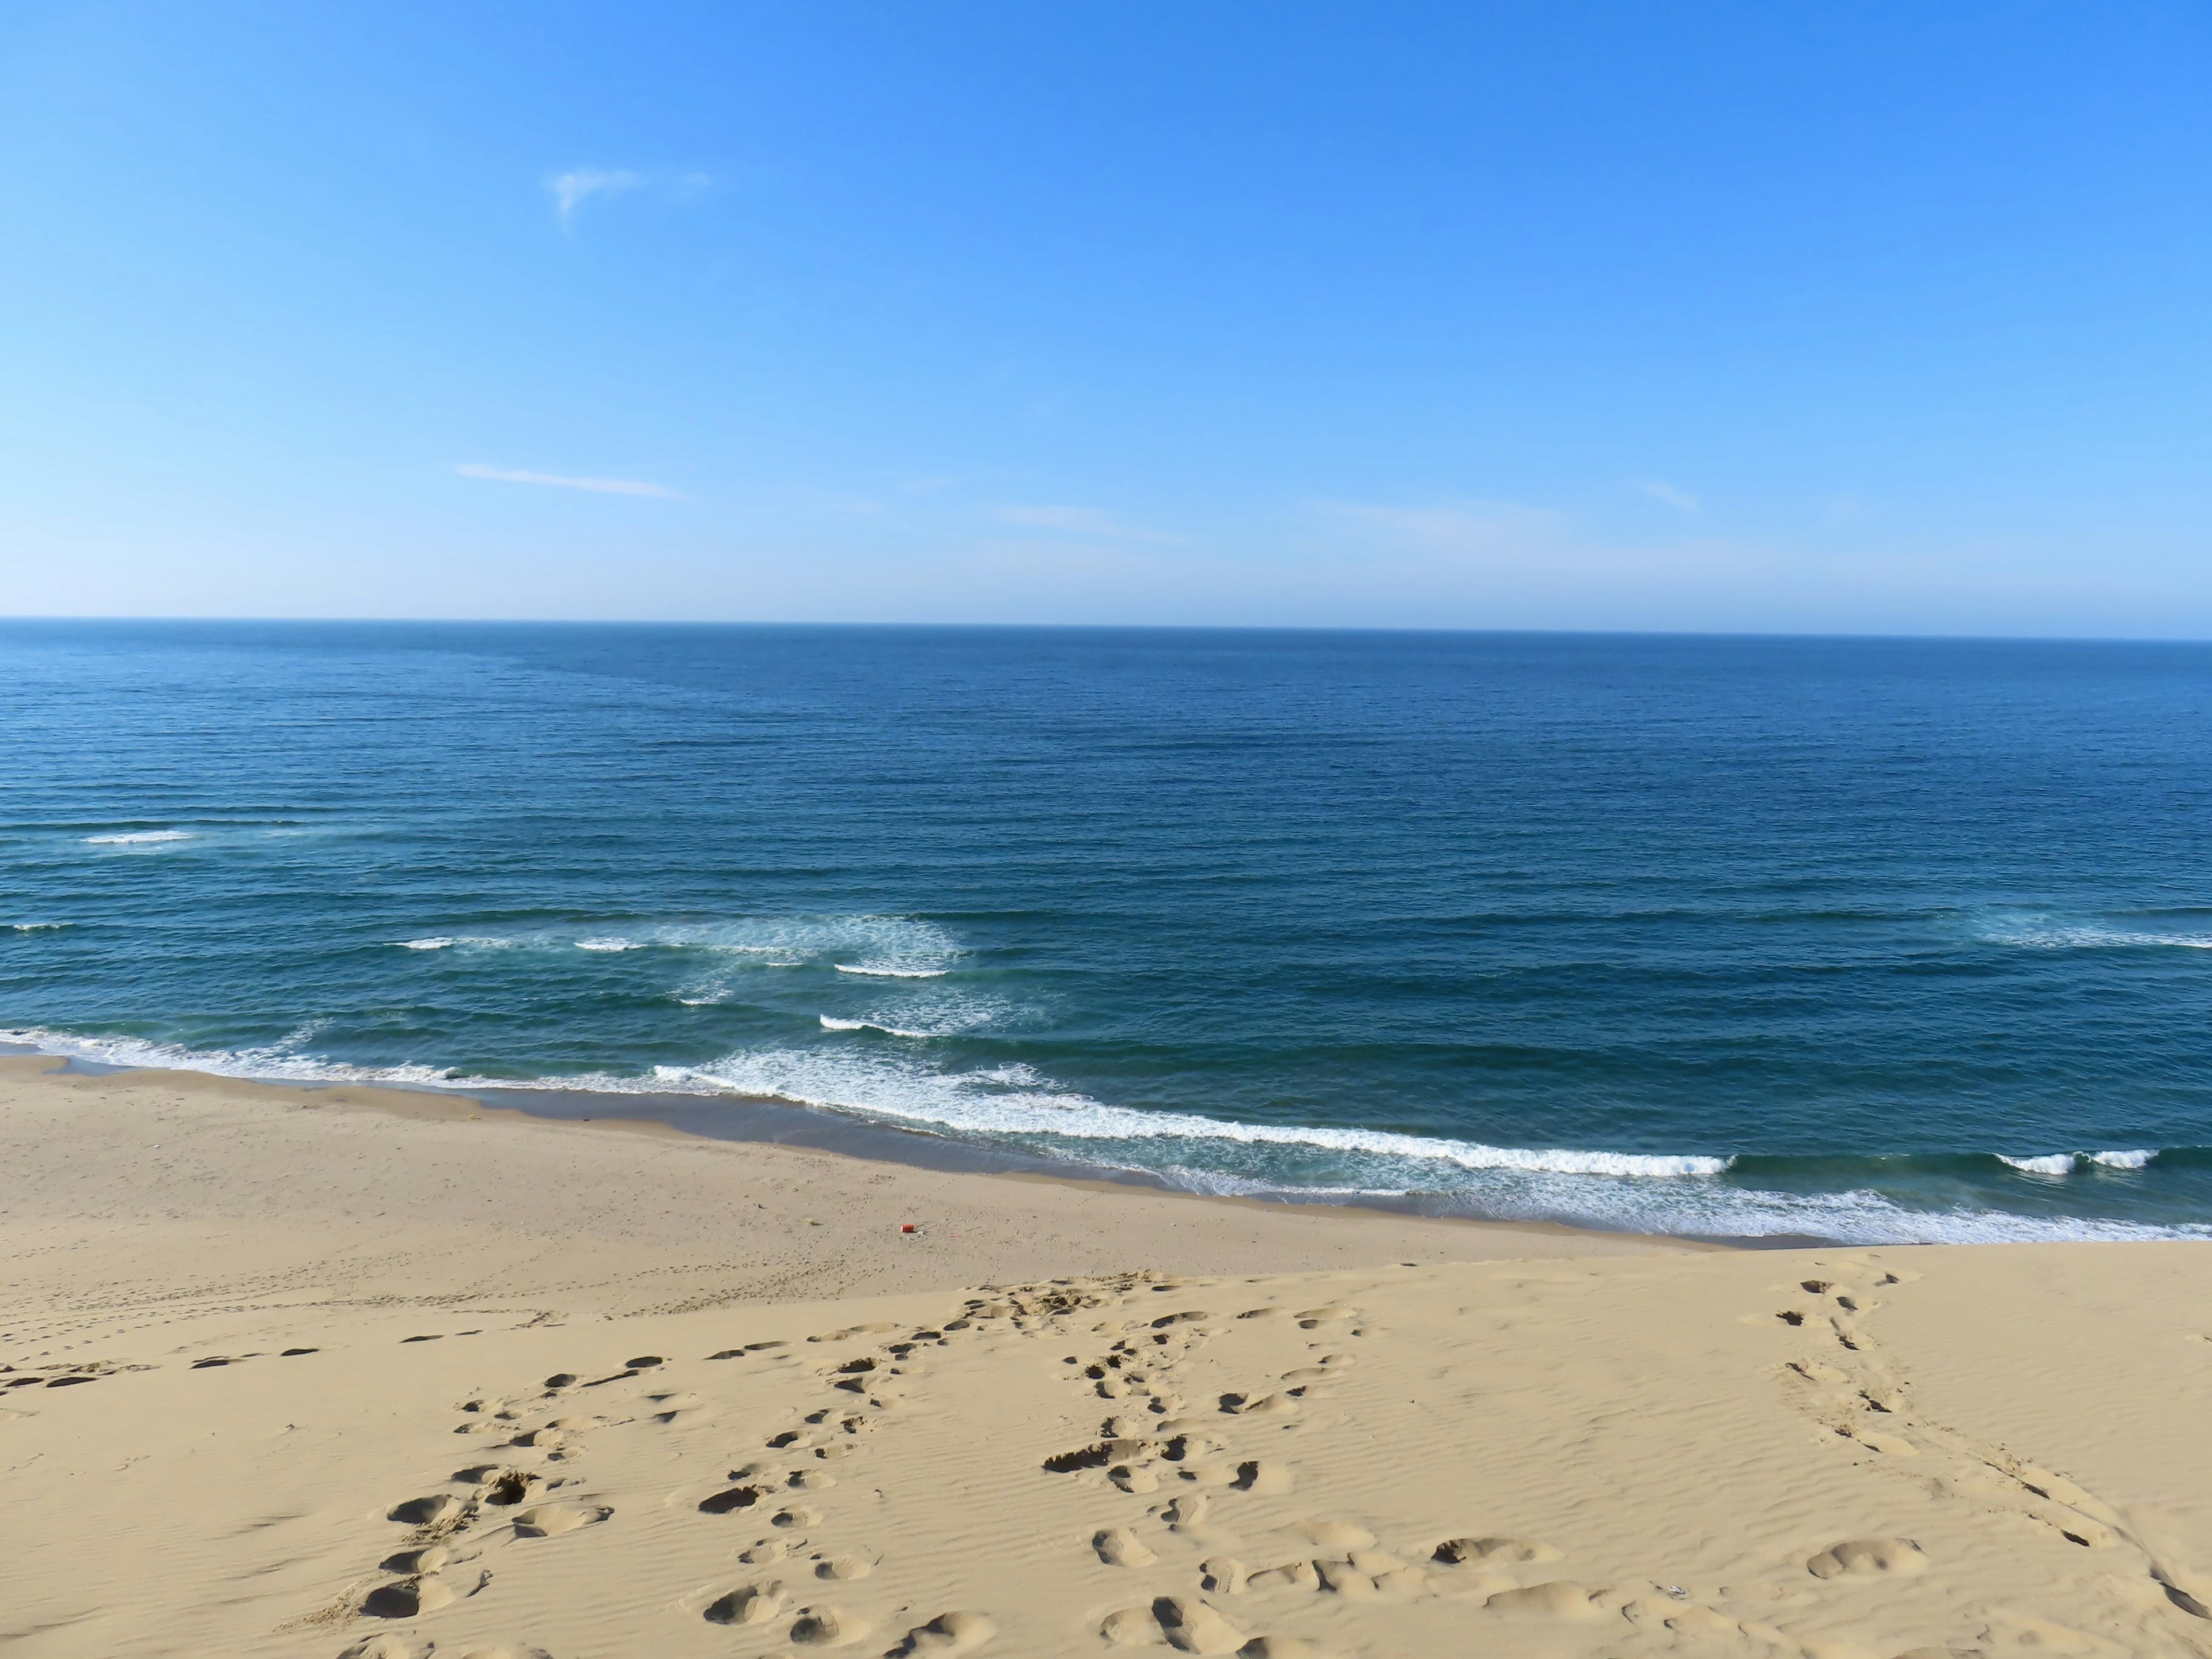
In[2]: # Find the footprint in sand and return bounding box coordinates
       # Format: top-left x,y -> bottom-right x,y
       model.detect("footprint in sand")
1482,1581 -> 1607,1620
1164,1495 -> 1210,1533
1103,1596 -> 1248,1654
1199,1559 -> 1249,1594
813,1553 -> 873,1580
1093,1524 -> 1158,1566
705,1583 -> 786,1625
381,1544 -> 457,1574
1432,1535 -> 1561,1566
388,1494 -> 466,1527
511,1503 -> 609,1537
479,1467 -> 547,1504
1234,1461 -> 1294,1495
887,1611 -> 997,1655
362,1575 -> 460,1618
338,1638 -> 423,1659
790,1604 -> 872,1646
1805,1538 -> 1929,1579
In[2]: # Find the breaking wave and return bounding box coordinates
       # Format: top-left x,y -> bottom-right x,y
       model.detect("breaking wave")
1975,909 -> 2212,952
0,1028 -> 2201,1246
1999,1149 -> 2157,1175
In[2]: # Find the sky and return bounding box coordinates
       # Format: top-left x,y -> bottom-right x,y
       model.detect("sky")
2,2 -> 2209,634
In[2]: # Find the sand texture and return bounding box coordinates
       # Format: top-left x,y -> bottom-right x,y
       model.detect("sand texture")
5,1060 -> 2212,1658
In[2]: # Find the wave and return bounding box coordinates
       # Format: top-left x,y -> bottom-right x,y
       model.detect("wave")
0,1025 -> 466,1090
3,1023 -> 2205,1245
5,922 -> 71,932
651,1048 -> 1733,1177
83,830 -> 194,846
820,1016 -> 937,1039
1999,1149 -> 2157,1175
382,916 -> 961,985
1975,910 -> 2212,952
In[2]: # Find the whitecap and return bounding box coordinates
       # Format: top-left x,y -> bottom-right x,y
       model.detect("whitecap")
84,830 -> 194,846
834,964 -> 949,979
2088,1149 -> 2156,1170
820,1016 -> 937,1039
575,938 -> 645,952
5,922 -> 70,932
1975,910 -> 2212,951
1999,1153 -> 2077,1176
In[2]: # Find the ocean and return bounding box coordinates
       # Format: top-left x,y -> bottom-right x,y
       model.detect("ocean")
6,619 -> 2212,1243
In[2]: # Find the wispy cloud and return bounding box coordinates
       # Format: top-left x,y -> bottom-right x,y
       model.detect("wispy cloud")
989,504 -> 1183,544
1633,479 -> 1702,512
457,463 -> 679,499
548,168 -> 642,228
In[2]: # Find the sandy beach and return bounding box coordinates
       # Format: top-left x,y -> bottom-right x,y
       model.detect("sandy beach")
6,1055 -> 2212,1659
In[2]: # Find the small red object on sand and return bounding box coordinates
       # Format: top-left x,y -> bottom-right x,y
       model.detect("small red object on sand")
900,1223 -> 916,1233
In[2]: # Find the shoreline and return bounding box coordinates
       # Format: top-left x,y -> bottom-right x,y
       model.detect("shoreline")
3,1040 -> 1765,1248
13,1051 -> 2212,1656
0,1054 -> 1686,1327
8,1033 -> 2202,1248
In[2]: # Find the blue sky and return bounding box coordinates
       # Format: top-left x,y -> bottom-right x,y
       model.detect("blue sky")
3,2 -> 2209,632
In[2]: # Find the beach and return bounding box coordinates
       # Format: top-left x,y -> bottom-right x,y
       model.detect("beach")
8,1055 -> 2212,1659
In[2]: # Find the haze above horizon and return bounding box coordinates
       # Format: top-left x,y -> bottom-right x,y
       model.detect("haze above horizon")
4,3 -> 2208,636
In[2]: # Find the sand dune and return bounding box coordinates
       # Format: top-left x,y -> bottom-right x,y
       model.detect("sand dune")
5,1059 -> 2212,1658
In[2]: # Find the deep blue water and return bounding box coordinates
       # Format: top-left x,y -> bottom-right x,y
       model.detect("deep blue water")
6,619 -> 2212,1241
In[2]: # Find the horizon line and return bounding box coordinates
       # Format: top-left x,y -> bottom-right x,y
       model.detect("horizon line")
5,615 -> 2212,648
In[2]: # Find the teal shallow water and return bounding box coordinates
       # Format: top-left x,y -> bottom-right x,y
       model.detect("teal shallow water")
6,620 -> 2212,1241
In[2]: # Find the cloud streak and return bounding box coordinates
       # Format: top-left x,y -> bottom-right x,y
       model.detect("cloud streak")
989,504 -> 1183,544
1633,479 -> 1702,512
548,168 -> 642,228
457,464 -> 679,499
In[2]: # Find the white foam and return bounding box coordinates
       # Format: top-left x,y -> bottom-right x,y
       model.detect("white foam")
1976,910 -> 2212,951
1997,1150 -> 2160,1175
820,1016 -> 936,1039
5,922 -> 70,932
387,915 -> 958,972
3,1022 -> 2202,1247
650,1047 -> 1731,1177
2088,1149 -> 2156,1170
0,1026 -> 464,1090
84,830 -> 194,846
